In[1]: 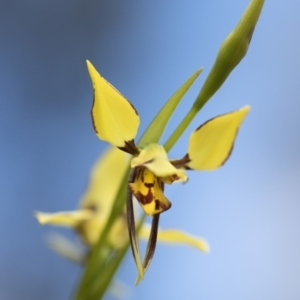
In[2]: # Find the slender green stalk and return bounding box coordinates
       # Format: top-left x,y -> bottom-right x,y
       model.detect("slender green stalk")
74,171 -> 129,299
91,215 -> 147,300
164,106 -> 198,152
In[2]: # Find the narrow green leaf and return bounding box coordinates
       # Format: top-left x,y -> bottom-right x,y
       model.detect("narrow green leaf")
138,68 -> 203,147
88,214 -> 147,300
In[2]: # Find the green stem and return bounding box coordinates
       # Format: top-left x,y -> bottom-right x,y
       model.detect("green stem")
93,214 -> 147,299
73,171 -> 129,300
164,106 -> 198,152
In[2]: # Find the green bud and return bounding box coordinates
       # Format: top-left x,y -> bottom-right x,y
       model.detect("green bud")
193,0 -> 265,111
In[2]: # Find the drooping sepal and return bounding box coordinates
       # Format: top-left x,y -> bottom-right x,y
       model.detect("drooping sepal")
135,214 -> 160,285
127,168 -> 145,281
129,168 -> 171,216
186,106 -> 250,170
87,60 -> 140,152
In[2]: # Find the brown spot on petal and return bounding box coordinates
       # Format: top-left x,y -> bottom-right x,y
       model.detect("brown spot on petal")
220,141 -> 234,166
118,139 -> 140,155
141,169 -> 145,183
143,159 -> 154,164
154,199 -> 171,212
171,153 -> 191,169
155,200 -> 160,211
134,189 -> 154,205
85,204 -> 98,212
144,183 -> 154,189
172,174 -> 180,180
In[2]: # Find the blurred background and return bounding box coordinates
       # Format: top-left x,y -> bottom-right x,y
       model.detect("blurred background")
1,0 -> 299,299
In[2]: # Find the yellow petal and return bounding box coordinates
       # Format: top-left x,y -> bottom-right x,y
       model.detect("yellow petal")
186,106 -> 250,170
79,147 -> 129,216
77,147 -> 129,245
34,210 -> 94,227
131,143 -> 188,183
77,214 -> 128,247
139,224 -> 210,253
129,168 -> 171,216
87,60 -> 140,149
75,215 -> 105,246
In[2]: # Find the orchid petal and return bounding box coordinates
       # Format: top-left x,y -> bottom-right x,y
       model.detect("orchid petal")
87,61 -> 140,153
129,168 -> 171,216
79,147 -> 129,216
78,147 -> 129,245
131,144 -> 187,183
139,224 -> 210,253
186,106 -> 250,170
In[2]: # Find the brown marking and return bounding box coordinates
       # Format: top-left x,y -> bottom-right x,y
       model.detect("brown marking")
141,169 -> 144,183
144,182 -> 154,189
85,204 -> 98,212
136,168 -> 145,183
172,174 -> 180,181
143,159 -> 154,164
154,199 -> 171,212
220,130 -> 237,167
118,139 -> 140,155
134,189 -> 154,205
135,167 -> 143,180
171,153 -> 191,169
128,101 -> 139,116
142,214 -> 160,271
194,110 -> 237,132
195,119 -> 210,132
105,79 -> 139,117
159,179 -> 164,192
155,199 -> 160,211
90,89 -> 98,133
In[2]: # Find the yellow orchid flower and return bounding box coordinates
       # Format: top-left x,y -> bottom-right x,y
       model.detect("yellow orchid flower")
35,147 -> 209,255
87,60 -> 249,214
86,60 -> 250,281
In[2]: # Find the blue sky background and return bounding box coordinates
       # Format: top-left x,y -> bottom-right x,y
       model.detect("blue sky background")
1,1 -> 300,299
